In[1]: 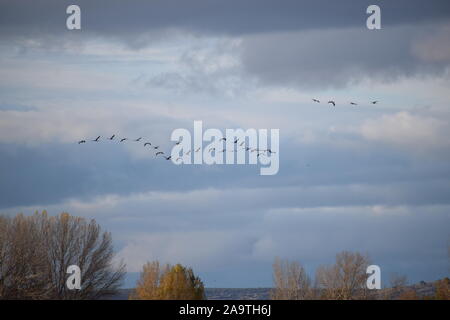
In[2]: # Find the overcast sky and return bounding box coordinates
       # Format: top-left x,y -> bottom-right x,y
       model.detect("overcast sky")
0,0 -> 449,288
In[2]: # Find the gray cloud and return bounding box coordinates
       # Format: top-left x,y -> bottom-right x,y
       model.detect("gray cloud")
2,1 -> 449,90
1,0 -> 450,42
0,103 -> 36,112
240,23 -> 450,89
2,133 -> 450,210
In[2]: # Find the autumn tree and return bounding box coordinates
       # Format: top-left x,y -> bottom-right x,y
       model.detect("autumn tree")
0,214 -> 49,299
397,288 -> 419,300
131,261 -> 166,299
434,278 -> 450,300
131,261 -> 205,300
315,251 -> 370,300
0,211 -> 125,299
271,257 -> 312,300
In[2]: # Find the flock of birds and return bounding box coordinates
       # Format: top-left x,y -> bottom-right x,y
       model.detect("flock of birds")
312,99 -> 379,107
77,134 -> 276,162
77,99 -> 379,161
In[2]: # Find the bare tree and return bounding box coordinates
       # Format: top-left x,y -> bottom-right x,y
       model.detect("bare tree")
384,273 -> 410,299
271,257 -> 311,300
0,214 -> 49,299
315,251 -> 370,300
0,211 -> 125,300
390,273 -> 408,289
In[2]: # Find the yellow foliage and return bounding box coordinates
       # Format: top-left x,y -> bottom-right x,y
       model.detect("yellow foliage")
434,278 -> 450,300
131,261 -> 205,300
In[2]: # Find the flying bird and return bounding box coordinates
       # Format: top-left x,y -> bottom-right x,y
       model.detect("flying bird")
371,100 -> 379,104
135,137 -> 142,142
234,138 -> 239,144
78,140 -> 86,144
266,149 -> 276,154
195,147 -> 201,153
328,100 -> 336,107
208,147 -> 216,153
312,99 -> 320,103
144,142 -> 151,147
219,138 -> 226,141
350,102 -> 358,106
164,156 -> 172,160
109,135 -> 115,140
153,146 -> 159,150
120,138 -> 127,142
155,151 -> 164,156
92,136 -> 100,142
185,150 -> 191,155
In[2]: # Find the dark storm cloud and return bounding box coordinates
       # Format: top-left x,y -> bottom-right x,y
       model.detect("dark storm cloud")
1,0 -> 449,40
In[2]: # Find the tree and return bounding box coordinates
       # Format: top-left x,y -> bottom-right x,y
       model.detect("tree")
397,288 -> 419,300
131,261 -> 166,299
315,251 -> 370,300
389,272 -> 408,289
0,214 -> 50,299
0,211 -> 125,299
434,278 -> 450,300
271,257 -> 311,300
131,261 -> 205,300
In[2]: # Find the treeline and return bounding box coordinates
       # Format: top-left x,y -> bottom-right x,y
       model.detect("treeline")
0,212 -> 448,300
271,254 -> 450,300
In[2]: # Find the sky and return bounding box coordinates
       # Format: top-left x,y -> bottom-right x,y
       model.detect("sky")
0,0 -> 449,288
